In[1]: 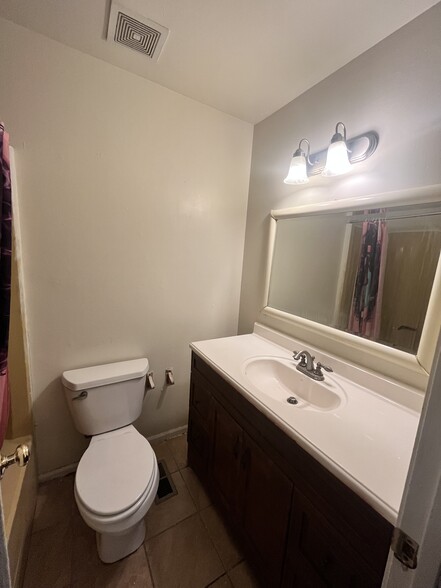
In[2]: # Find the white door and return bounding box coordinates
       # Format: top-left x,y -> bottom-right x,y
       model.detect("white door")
382,328 -> 441,587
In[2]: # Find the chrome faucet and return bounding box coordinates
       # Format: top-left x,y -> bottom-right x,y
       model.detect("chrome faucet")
293,350 -> 333,381
293,350 -> 315,371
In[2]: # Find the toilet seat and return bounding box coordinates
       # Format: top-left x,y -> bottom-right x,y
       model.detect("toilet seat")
75,425 -> 156,517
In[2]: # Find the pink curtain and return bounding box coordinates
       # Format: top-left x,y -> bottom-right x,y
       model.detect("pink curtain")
348,213 -> 388,339
0,123 -> 12,447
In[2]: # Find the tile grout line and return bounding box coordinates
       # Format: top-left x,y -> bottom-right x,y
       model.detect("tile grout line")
179,460 -> 246,582
146,454 -> 228,588
196,509 -> 228,588
151,464 -> 258,588
144,465 -> 198,543
142,542 -> 157,588
145,509 -> 197,542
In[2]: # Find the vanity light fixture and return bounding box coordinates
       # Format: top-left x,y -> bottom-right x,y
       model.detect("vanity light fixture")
284,138 -> 311,184
284,123 -> 378,183
322,122 -> 351,177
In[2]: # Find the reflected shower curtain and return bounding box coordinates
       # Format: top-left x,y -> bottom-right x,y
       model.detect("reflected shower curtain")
0,124 -> 12,447
348,214 -> 388,339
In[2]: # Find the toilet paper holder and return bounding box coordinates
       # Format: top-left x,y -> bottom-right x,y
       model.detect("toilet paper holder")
147,371 -> 155,390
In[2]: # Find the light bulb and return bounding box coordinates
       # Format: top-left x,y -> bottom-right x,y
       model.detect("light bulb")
322,122 -> 352,177
284,153 -> 309,184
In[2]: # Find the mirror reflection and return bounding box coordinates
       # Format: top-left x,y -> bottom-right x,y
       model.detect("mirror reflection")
268,203 -> 441,354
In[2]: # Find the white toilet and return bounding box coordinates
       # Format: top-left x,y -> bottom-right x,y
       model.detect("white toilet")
62,358 -> 159,563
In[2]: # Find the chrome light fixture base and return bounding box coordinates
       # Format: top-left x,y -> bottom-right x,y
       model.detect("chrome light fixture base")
306,130 -> 379,177
284,122 -> 379,184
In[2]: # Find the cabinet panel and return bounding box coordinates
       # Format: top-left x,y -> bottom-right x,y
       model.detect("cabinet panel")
287,490 -> 381,588
190,370 -> 213,424
282,556 -> 327,588
242,434 -> 293,585
211,400 -> 244,517
187,411 -> 210,477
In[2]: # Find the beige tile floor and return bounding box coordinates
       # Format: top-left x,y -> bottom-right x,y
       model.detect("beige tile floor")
23,432 -> 261,588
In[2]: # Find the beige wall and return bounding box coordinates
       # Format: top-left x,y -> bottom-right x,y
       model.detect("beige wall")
239,4 -> 441,336
0,18 -> 253,475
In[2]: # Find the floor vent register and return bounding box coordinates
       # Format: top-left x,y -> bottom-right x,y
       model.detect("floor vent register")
155,459 -> 178,503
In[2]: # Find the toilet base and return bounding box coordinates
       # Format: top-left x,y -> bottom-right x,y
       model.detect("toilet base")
96,519 -> 146,563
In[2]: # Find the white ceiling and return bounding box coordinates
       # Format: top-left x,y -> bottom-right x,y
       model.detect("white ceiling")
0,0 -> 438,123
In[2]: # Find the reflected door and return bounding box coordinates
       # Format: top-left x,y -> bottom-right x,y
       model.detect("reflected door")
379,231 -> 441,353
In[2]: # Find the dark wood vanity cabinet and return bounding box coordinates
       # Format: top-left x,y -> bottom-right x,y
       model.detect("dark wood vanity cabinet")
283,489 -> 382,588
211,400 -> 293,584
188,353 -> 393,588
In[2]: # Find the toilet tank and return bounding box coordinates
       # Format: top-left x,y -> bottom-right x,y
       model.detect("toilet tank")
62,358 -> 149,436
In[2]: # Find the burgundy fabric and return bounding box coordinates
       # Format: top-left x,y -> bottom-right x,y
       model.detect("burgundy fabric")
0,123 -> 12,447
348,212 -> 388,339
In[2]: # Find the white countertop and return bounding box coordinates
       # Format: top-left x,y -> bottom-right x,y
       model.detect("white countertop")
190,324 -> 423,524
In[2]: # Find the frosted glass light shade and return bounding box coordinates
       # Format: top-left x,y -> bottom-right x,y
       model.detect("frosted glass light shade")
322,140 -> 351,177
284,155 -> 309,184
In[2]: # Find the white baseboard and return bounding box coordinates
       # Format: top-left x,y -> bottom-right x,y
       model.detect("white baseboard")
38,425 -> 187,482
147,425 -> 187,444
38,462 -> 78,483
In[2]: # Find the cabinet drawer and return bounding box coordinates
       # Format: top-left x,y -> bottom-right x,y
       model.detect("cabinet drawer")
288,490 -> 381,588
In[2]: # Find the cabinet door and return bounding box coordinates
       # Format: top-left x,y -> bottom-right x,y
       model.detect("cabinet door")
242,434 -> 293,586
282,557 -> 327,588
286,490 -> 381,588
187,411 -> 211,477
188,372 -> 214,478
211,400 -> 244,517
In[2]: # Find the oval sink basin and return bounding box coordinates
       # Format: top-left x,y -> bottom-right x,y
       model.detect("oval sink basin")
242,356 -> 345,411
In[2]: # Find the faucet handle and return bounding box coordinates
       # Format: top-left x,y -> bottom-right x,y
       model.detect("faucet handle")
315,362 -> 333,376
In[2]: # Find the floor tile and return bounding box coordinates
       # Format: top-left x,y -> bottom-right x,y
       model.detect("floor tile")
145,513 -> 224,588
167,433 -> 188,470
24,442 -> 256,588
23,517 -> 72,588
181,467 -> 211,510
200,505 -> 243,571
208,574 -> 233,587
145,470 -> 196,539
71,509 -> 154,587
228,561 -> 261,588
32,473 -> 75,533
151,439 -> 178,474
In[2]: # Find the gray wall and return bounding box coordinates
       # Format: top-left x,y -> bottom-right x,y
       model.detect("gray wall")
238,3 -> 441,334
268,214 -> 348,325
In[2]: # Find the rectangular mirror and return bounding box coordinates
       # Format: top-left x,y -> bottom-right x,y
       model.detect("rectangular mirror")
261,185 -> 441,389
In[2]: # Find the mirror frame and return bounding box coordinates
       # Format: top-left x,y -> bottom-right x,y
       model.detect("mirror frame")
260,184 -> 441,390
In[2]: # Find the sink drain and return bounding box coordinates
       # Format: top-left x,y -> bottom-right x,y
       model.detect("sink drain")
287,396 -> 298,405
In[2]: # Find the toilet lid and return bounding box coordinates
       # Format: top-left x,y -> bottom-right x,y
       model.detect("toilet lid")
75,427 -> 156,516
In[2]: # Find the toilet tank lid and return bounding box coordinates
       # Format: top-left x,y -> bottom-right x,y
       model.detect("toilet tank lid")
62,358 -> 149,391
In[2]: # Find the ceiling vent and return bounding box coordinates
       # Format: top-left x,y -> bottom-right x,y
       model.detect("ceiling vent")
107,3 -> 169,62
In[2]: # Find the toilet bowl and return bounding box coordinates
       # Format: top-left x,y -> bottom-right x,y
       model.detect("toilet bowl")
75,425 -> 159,563
62,358 -> 159,563
74,425 -> 159,563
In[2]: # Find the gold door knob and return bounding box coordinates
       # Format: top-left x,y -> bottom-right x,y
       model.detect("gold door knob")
0,444 -> 30,479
